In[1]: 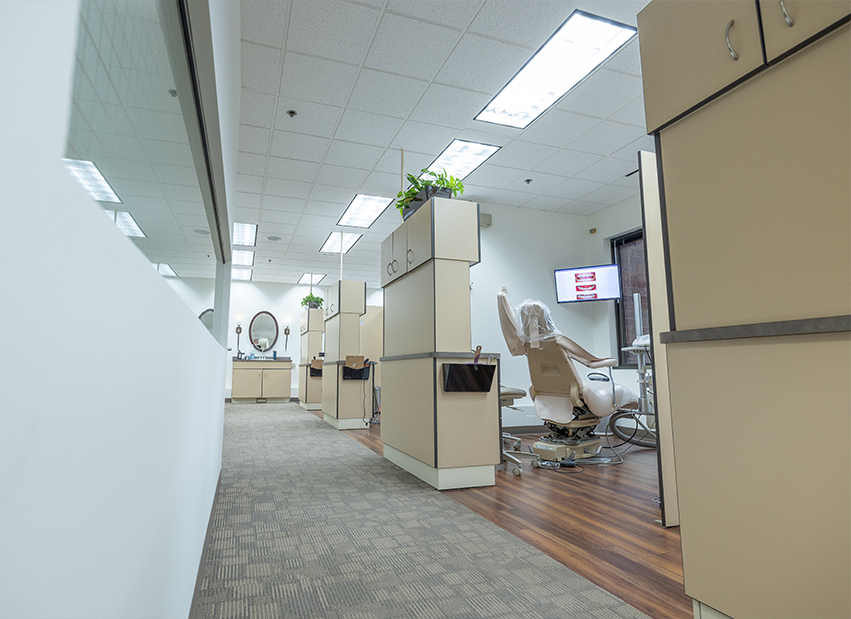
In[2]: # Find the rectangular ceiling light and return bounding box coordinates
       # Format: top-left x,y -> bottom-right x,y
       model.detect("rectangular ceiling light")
426,140 -> 500,181
298,273 -> 326,285
475,10 -> 636,129
62,158 -> 122,203
232,268 -> 253,281
153,263 -> 177,277
233,222 -> 257,247
337,194 -> 394,228
233,249 -> 255,267
115,211 -> 146,238
319,232 -> 361,254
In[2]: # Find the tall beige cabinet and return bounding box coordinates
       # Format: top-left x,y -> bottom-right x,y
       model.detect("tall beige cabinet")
637,3 -> 850,618
380,197 -> 500,490
321,280 -> 368,429
298,307 -> 324,410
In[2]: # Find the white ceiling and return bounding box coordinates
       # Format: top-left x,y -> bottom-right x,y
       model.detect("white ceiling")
69,0 -> 654,289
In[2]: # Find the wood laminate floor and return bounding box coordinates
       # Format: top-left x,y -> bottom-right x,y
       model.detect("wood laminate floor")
332,414 -> 691,619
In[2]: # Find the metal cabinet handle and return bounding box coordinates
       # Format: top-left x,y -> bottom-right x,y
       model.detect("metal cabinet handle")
725,20 -> 739,61
779,0 -> 795,27
391,259 -> 398,273
407,249 -> 414,264
387,263 -> 393,276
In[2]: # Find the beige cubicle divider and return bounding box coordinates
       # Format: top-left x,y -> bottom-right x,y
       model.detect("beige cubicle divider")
380,197 -> 498,490
359,306 -> 383,387
298,307 -> 324,410
638,150 -> 679,527
321,280 -> 368,430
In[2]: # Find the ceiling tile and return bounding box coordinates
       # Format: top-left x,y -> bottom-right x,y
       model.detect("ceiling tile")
265,177 -> 313,199
504,171 -> 565,193
234,192 -> 262,208
364,13 -> 461,81
299,213 -> 339,229
262,195 -> 306,212
166,199 -> 204,215
333,109 -> 405,148
324,140 -> 385,171
239,125 -> 272,155
561,200 -> 608,216
347,69 -> 430,119
236,173 -> 265,194
409,84 -> 491,130
241,0 -> 289,48
517,110 -> 599,149
309,184 -> 357,204
607,96 -> 645,128
286,0 -> 379,63
360,170 -> 404,197
390,121 -> 459,156
613,172 -> 640,189
273,97 -> 342,137
464,164 -> 525,189
603,38 -> 642,77
122,196 -> 172,213
261,209 -> 302,225
174,213 -> 209,228
435,33 -> 531,95
533,148 -> 602,177
523,195 -> 570,212
161,183 -> 203,202
304,200 -> 347,219
386,0 -> 481,27
270,131 -> 329,162
240,89 -> 276,128
557,69 -> 643,119
280,53 -> 358,106
489,189 -> 536,207
582,184 -> 639,205
574,156 -> 637,184
237,152 -> 268,176
468,1 -> 569,47
232,207 -> 261,223
374,148 -> 431,176
110,178 -> 165,199
487,140 -> 558,170
610,134 -> 654,162
460,184 -> 496,203
545,177 -> 605,200
315,164 -> 368,188
266,156 -> 320,182
241,42 -> 283,94
566,120 -> 646,156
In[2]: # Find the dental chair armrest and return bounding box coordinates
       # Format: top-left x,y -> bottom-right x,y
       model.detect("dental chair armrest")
586,372 -> 610,382
585,358 -> 617,369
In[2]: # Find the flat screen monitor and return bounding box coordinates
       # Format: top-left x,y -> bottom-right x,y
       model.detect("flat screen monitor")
554,264 -> 621,303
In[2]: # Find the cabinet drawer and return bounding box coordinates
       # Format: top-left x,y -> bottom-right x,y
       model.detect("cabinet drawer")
638,0 -> 764,132
759,0 -> 850,62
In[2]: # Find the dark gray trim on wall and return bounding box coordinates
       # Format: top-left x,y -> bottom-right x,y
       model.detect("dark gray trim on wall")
661,315 -> 850,344
653,134 -> 676,333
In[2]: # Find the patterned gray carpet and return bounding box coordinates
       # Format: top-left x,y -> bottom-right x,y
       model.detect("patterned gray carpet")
192,402 -> 648,619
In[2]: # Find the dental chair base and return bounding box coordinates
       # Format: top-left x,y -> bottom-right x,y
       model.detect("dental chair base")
531,438 -> 610,466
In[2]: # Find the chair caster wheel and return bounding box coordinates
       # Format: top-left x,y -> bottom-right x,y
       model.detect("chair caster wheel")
512,467 -> 522,477
513,441 -> 521,450
531,460 -> 540,468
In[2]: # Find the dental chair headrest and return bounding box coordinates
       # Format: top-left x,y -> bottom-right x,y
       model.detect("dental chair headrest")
497,289 -> 525,356
516,299 -> 561,350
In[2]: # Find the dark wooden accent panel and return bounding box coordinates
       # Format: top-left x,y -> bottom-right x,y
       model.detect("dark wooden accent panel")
344,424 -> 690,619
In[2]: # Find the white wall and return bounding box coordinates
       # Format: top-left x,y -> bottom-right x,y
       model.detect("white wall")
0,2 -> 225,617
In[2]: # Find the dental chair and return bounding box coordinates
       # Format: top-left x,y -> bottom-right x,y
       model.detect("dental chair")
497,289 -> 639,468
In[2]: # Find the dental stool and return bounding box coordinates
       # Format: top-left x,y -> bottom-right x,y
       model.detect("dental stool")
497,288 -> 639,469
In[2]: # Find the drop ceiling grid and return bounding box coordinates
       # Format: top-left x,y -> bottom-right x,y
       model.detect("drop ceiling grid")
236,0 -> 654,284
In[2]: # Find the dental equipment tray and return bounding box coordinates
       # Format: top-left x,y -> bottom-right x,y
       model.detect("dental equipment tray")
442,363 -> 496,392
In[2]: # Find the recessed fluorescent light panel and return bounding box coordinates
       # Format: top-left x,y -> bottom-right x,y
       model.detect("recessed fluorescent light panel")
233,249 -> 254,267
425,140 -> 500,180
337,194 -> 394,228
103,210 -> 146,238
298,273 -> 326,285
153,263 -> 177,277
232,268 -> 253,281
475,10 -> 636,129
319,232 -> 361,254
233,222 -> 257,247
62,158 -> 122,203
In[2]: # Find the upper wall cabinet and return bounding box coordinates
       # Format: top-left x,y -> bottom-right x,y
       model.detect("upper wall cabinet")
638,0 -> 764,133
759,0 -> 850,62
323,280 -> 366,320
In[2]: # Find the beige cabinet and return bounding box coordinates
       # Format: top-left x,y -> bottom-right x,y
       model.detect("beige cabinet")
323,280 -> 366,320
759,0 -> 850,62
232,359 -> 292,401
299,307 -> 323,335
638,0 -> 764,132
380,198 -> 480,287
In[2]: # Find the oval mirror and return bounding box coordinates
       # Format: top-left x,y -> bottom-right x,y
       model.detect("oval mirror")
249,311 -> 278,352
199,308 -> 214,333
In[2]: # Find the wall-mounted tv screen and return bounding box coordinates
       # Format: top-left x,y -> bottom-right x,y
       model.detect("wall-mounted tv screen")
554,264 -> 621,303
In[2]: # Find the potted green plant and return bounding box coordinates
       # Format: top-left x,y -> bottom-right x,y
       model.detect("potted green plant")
301,293 -> 323,309
394,168 -> 464,220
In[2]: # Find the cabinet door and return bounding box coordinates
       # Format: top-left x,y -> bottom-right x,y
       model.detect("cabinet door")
380,232 -> 395,287
405,199 -> 432,272
759,0 -> 850,62
391,227 -> 408,279
261,369 -> 290,399
232,368 -> 261,398
638,0 -> 764,132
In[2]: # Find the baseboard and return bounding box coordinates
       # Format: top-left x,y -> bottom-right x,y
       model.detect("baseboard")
187,468 -> 222,619
383,445 -> 495,490
323,414 -> 367,430
298,400 -> 322,411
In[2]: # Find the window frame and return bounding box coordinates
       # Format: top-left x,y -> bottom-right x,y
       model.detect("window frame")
611,229 -> 648,368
